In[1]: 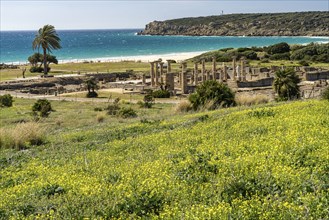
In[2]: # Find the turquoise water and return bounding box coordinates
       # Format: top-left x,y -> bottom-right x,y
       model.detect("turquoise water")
0,29 -> 328,64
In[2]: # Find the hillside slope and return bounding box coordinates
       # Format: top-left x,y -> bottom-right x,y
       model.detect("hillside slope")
139,11 -> 329,36
1,100 -> 329,218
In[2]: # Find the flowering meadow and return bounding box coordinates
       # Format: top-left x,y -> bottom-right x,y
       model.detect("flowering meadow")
0,100 -> 328,219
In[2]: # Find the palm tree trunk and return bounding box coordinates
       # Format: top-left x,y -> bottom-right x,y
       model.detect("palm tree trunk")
43,48 -> 48,75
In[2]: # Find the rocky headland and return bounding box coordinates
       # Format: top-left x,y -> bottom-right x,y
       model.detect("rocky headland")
139,11 -> 329,36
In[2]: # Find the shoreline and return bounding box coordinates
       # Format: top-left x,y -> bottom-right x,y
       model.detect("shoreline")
2,51 -> 207,65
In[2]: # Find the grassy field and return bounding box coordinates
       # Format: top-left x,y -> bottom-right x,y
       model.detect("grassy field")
0,98 -> 328,219
1,59 -> 328,82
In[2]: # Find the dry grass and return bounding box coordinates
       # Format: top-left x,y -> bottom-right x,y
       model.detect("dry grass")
0,122 -> 46,150
236,94 -> 270,106
175,101 -> 193,113
96,113 -> 106,123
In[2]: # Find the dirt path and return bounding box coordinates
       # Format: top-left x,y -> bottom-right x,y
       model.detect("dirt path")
0,90 -> 183,104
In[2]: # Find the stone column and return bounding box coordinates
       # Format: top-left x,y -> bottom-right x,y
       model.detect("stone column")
165,73 -> 175,91
236,65 -> 241,81
201,60 -> 206,82
181,71 -> 188,94
232,56 -> 237,81
166,60 -> 172,73
223,63 -> 227,81
142,74 -> 146,84
150,62 -> 155,87
154,62 -> 159,86
193,62 -> 198,86
240,58 -> 246,82
180,62 -> 186,86
212,57 -> 216,80
159,62 -> 164,83
218,69 -> 223,83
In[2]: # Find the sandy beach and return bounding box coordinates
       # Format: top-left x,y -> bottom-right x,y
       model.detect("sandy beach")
57,51 -> 206,64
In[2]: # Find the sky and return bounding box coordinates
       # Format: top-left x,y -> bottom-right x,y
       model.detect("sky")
1,0 -> 328,31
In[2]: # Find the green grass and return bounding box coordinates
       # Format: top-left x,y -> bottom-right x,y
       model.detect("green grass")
0,99 -> 328,219
50,61 -> 150,73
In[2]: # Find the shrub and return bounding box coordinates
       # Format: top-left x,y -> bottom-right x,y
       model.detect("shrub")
94,107 -> 103,111
106,104 -> 120,116
0,94 -> 14,107
235,94 -> 270,106
86,91 -> 98,98
96,113 -> 106,123
322,86 -> 329,100
175,101 -> 193,113
106,98 -> 121,115
118,107 -> 137,118
0,122 -> 45,150
152,90 -> 170,98
139,94 -> 154,108
32,99 -> 53,117
30,66 -> 51,73
189,80 -> 235,111
266,42 -> 290,54
298,60 -> 309,66
269,52 -> 290,60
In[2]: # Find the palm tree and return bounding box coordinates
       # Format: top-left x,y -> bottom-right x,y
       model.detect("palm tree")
273,68 -> 301,101
32,25 -> 61,75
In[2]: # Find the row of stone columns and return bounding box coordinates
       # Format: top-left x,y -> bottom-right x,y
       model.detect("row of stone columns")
150,60 -> 174,87
148,57 -> 248,94
231,56 -> 247,82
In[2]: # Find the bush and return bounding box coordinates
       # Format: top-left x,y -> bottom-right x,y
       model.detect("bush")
96,113 -> 106,123
32,99 -> 53,117
266,42 -> 290,54
106,98 -> 121,115
189,80 -> 235,111
175,101 -> 193,113
0,94 -> 14,107
0,122 -> 45,150
322,87 -> 329,101
139,94 -> 154,108
29,66 -> 49,73
298,60 -> 309,66
269,52 -> 290,60
86,91 -> 98,98
118,107 -> 137,118
152,90 -> 170,98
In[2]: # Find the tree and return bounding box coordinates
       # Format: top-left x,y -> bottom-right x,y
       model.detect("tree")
32,99 -> 53,117
28,53 -> 58,73
32,25 -> 61,75
273,68 -> 301,101
85,77 -> 98,98
189,80 -> 235,110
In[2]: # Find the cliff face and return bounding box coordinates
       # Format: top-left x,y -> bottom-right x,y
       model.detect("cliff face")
139,12 -> 329,36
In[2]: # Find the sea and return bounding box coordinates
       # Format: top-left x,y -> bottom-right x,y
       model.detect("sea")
1,29 -> 328,64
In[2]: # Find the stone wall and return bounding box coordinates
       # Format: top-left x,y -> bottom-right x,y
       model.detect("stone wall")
304,71 -> 329,81
237,77 -> 274,88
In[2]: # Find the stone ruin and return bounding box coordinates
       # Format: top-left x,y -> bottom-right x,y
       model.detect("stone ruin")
146,57 -> 329,99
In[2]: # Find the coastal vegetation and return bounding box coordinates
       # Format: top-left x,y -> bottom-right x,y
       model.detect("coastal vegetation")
139,11 -> 329,36
32,25 -> 62,75
0,97 -> 328,219
189,42 -> 329,63
1,42 -> 328,82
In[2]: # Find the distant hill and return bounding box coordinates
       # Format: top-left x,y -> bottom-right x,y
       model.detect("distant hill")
139,11 -> 329,36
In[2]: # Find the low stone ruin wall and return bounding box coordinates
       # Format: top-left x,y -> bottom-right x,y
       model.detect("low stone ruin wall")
304,71 -> 329,81
237,77 -> 274,88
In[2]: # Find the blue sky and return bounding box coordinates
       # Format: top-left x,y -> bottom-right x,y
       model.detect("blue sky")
1,0 -> 328,30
